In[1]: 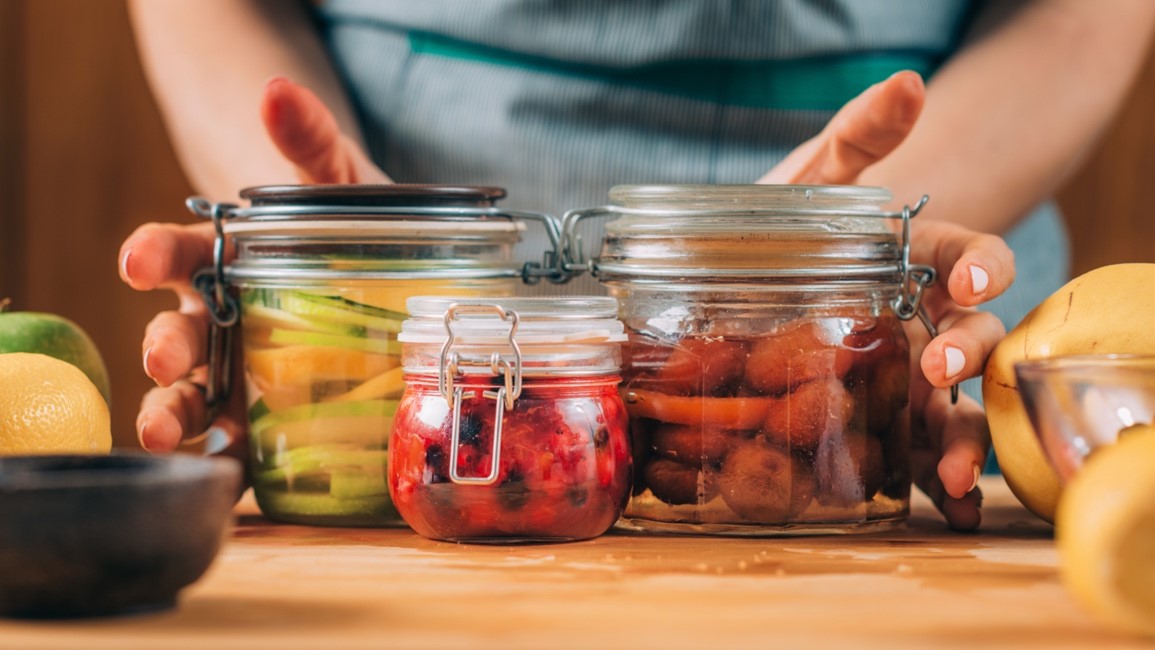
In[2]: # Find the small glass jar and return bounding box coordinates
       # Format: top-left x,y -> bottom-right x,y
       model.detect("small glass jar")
390,296 -> 632,543
189,185 -> 552,527
569,185 -> 933,536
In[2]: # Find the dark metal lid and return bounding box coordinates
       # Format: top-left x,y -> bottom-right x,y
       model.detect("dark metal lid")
239,184 -> 507,207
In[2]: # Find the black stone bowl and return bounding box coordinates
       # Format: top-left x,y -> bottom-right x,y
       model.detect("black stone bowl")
0,453 -> 242,619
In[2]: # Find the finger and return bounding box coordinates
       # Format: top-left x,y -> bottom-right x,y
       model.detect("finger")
914,389 -> 988,531
260,76 -> 391,185
143,310 -> 208,387
919,308 -> 1006,387
758,70 -> 925,185
941,487 -> 983,533
909,220 -> 1016,307
120,221 -> 217,292
137,381 -> 209,453
934,391 -> 991,500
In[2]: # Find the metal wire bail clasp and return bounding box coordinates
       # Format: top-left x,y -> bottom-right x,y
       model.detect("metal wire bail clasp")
438,304 -> 524,485
556,206 -> 619,279
890,195 -> 958,404
187,197 -> 240,422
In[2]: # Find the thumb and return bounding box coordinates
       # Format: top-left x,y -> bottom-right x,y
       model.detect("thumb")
758,70 -> 925,185
259,76 -> 391,184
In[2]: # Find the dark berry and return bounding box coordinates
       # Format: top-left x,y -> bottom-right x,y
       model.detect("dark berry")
497,466 -> 531,511
566,485 -> 589,507
593,425 -> 610,449
425,444 -> 448,484
458,413 -> 485,447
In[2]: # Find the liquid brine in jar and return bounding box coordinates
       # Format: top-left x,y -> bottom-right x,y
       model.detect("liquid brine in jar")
191,185 -> 534,526
575,184 -> 930,535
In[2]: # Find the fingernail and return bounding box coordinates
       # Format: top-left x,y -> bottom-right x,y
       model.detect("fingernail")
265,75 -> 294,90
969,464 -> 981,493
120,249 -> 134,283
138,418 -> 154,451
142,346 -> 156,381
969,264 -> 989,294
944,346 -> 966,379
203,427 -> 232,456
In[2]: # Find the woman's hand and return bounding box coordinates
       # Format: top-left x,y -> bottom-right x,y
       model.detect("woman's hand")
119,78 -> 390,461
760,70 -> 1015,530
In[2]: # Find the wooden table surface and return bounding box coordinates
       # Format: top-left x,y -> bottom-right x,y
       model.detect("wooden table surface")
1,477 -> 1150,650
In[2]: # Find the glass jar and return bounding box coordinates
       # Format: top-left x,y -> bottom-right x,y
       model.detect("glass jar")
390,296 -> 632,543
189,185 -> 559,527
568,184 -> 935,536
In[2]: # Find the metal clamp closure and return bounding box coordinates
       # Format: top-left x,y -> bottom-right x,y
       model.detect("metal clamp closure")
891,195 -> 934,320
188,198 -> 241,421
555,207 -> 620,279
438,304 -> 524,485
512,211 -> 568,285
888,196 -> 958,404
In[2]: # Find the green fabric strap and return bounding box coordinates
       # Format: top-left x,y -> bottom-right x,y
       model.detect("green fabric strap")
409,31 -> 941,111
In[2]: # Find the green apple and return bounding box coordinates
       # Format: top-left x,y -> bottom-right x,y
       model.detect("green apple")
0,299 -> 111,406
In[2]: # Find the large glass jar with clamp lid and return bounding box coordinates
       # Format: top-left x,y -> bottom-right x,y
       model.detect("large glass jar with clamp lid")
188,185 -> 561,527
560,184 -> 939,536
389,296 -> 632,543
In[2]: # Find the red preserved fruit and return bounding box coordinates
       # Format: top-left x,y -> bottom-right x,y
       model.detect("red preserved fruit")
840,314 -> 910,434
716,436 -> 815,522
649,421 -> 745,464
742,321 -> 853,395
812,428 -> 886,507
643,457 -> 716,506
624,389 -> 773,429
389,379 -> 631,541
652,337 -> 749,396
620,314 -> 909,529
762,377 -> 855,452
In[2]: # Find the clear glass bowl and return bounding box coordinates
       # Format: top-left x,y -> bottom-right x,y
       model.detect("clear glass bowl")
1015,354 -> 1155,483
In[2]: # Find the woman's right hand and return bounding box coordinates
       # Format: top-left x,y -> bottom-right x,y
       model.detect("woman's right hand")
119,78 -> 389,457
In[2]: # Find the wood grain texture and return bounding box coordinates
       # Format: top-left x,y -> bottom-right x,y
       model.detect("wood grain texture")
11,0 -> 193,447
0,478 -> 1146,650
0,2 -> 28,307
1057,40 -> 1155,275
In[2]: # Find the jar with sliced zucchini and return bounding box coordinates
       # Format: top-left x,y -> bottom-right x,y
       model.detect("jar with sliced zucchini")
189,185 -> 561,526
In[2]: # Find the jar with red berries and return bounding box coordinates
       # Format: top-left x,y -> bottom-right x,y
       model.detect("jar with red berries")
563,184 -> 943,536
389,296 -> 632,543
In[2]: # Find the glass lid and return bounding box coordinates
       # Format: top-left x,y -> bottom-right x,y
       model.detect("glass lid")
590,184 -> 906,285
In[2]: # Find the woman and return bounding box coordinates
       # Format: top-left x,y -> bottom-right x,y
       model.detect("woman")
119,0 -> 1155,529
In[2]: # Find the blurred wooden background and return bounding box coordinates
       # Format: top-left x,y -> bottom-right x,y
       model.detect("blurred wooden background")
3,1 -> 1154,449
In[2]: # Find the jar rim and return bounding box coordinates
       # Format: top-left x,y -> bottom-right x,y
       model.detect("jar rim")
591,184 -> 907,285
608,184 -> 894,213
399,296 -> 627,345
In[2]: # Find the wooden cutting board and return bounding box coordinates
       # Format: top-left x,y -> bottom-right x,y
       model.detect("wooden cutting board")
0,477 -> 1149,650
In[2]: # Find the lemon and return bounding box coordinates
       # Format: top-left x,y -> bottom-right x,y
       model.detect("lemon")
1056,426 -> 1155,637
0,352 -> 111,454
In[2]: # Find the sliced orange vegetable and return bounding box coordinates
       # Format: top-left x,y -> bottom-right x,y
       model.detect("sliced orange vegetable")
623,389 -> 774,429
247,345 -> 398,386
324,366 -> 406,403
